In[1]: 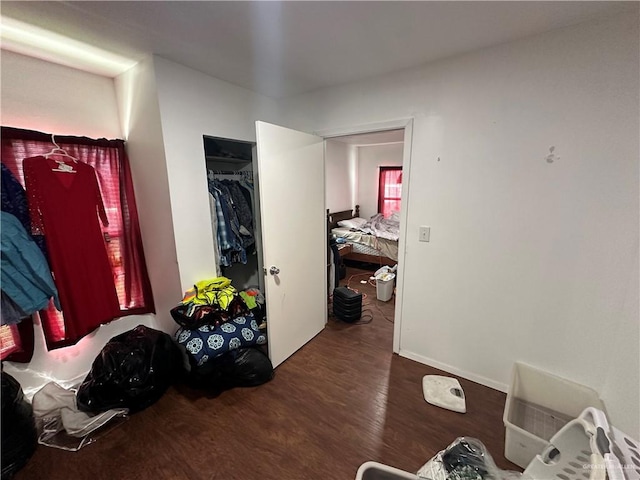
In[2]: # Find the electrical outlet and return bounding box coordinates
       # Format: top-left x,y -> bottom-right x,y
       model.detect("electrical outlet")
419,226 -> 430,242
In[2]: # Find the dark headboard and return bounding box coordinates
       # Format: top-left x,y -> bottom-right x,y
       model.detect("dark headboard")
327,205 -> 360,230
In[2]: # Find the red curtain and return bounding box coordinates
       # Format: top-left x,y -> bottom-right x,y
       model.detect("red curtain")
378,167 -> 402,218
1,127 -> 155,357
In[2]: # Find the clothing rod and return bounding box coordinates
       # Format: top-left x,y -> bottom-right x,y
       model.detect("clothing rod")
208,169 -> 253,181
208,169 -> 252,175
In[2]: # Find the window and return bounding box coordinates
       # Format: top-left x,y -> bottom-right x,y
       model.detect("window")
378,166 -> 402,218
1,127 -> 155,358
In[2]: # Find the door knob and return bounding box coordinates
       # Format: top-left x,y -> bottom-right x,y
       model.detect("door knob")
269,266 -> 280,275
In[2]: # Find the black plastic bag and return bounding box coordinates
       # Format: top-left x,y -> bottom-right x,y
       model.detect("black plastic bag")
187,347 -> 274,390
77,325 -> 182,414
1,372 -> 37,480
228,347 -> 274,387
417,437 -> 522,480
442,438 -> 489,477
170,296 -> 249,330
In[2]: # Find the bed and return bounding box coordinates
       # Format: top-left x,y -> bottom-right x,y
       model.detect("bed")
327,205 -> 398,267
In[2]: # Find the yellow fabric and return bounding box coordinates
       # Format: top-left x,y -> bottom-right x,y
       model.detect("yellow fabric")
239,291 -> 257,309
182,277 -> 236,309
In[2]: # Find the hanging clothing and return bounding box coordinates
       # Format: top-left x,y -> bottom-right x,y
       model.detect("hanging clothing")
209,183 -> 234,266
209,180 -> 247,266
238,180 -> 254,214
208,192 -> 222,276
215,181 -> 244,246
1,291 -> 29,326
23,156 -> 121,344
0,211 -> 60,322
207,177 -> 256,267
1,163 -> 30,228
1,163 -> 48,257
238,180 -> 256,255
223,180 -> 254,247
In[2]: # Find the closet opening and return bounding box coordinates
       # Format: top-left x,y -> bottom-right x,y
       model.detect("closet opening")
325,128 -> 405,340
202,135 -> 264,293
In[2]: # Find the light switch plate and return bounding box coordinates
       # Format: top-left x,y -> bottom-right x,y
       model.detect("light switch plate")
419,226 -> 430,242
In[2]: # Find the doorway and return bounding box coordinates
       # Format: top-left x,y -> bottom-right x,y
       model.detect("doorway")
323,127 -> 408,349
247,119 -> 411,368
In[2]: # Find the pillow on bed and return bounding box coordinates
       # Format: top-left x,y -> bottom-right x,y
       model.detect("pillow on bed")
337,217 -> 368,229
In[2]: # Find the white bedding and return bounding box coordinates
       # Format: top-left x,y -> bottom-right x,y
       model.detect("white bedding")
332,226 -> 399,261
359,212 -> 400,241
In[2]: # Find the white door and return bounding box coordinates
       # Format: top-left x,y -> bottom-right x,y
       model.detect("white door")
255,121 -> 326,368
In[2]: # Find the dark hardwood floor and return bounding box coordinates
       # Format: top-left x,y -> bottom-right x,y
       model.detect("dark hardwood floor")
15,265 -> 521,480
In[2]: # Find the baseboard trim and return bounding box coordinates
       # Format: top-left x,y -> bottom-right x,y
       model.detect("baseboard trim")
398,349 -> 509,393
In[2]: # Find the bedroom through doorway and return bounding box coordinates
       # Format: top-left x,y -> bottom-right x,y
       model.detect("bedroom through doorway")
324,128 -> 405,343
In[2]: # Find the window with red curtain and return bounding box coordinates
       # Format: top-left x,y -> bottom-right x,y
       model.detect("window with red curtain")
0,127 -> 155,359
378,166 -> 402,218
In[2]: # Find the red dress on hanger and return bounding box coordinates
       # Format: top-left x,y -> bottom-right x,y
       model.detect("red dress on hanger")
23,156 -> 121,344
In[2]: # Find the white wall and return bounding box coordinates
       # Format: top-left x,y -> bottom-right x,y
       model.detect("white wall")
152,56 -> 279,292
0,50 -> 121,138
114,57 -> 183,334
357,143 -> 404,219
325,140 -> 354,213
0,51 -> 161,395
279,13 -> 640,434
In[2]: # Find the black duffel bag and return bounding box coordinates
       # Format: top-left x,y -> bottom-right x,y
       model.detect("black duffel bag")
1,372 -> 37,480
77,325 -> 182,413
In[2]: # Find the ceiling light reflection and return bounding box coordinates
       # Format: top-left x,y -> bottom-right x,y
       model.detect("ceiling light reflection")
1,16 -> 137,77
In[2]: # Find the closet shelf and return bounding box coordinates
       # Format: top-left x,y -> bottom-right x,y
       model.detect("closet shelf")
206,155 -> 251,164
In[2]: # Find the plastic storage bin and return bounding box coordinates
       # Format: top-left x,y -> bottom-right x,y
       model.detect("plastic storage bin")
376,272 -> 395,302
355,461 -> 420,480
503,362 -> 606,469
523,407 -> 639,480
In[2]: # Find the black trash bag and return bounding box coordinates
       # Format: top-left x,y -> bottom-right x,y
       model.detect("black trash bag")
77,325 -> 182,414
229,347 -> 274,387
188,347 -> 274,390
1,372 -> 37,480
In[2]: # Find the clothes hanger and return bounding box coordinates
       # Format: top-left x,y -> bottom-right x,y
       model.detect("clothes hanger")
45,135 -> 78,173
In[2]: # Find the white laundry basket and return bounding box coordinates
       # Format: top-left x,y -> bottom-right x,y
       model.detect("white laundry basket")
355,408 -> 639,480
376,272 -> 395,302
522,407 -> 639,480
355,461 -> 420,480
503,362 -> 606,469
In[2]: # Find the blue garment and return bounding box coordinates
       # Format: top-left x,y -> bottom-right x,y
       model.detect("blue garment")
1,289 -> 28,325
209,181 -> 247,266
0,211 -> 60,316
214,180 -> 247,265
215,181 -> 242,242
209,184 -> 232,267
1,163 -> 48,257
223,180 -> 254,247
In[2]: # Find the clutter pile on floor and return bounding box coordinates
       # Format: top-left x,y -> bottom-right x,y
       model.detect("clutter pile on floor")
171,277 -> 271,389
1,277 -> 271,478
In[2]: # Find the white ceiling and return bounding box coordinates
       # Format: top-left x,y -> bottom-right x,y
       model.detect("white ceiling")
0,1 -> 634,99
